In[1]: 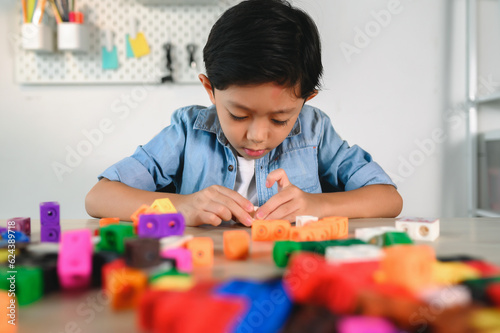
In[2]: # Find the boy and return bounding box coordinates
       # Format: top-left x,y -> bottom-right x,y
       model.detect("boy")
85,0 -> 402,226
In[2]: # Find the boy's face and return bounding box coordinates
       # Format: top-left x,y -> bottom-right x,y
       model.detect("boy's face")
199,75 -> 316,159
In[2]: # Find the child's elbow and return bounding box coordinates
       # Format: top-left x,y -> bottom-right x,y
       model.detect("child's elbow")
85,187 -> 101,218
386,186 -> 403,218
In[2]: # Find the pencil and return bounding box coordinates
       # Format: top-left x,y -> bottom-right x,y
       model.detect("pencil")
48,0 -> 62,23
37,0 -> 47,24
22,0 -> 28,23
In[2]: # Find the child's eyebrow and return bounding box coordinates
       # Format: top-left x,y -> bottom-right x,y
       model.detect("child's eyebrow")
228,101 -> 295,114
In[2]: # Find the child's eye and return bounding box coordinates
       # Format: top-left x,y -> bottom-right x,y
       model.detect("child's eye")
272,119 -> 289,126
229,113 -> 247,121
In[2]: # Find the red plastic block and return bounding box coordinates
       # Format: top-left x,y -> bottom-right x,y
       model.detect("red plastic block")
106,266 -> 148,311
487,282 -> 500,307
7,217 -> 31,236
161,247 -> 193,273
57,229 -> 92,290
465,260 -> 500,277
101,259 -> 125,291
252,220 -> 291,241
99,217 -> 120,227
381,245 -> 435,291
223,230 -> 250,260
185,237 -> 214,267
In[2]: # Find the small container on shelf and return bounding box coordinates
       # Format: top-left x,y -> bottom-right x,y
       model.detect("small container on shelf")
57,23 -> 89,52
21,23 -> 55,52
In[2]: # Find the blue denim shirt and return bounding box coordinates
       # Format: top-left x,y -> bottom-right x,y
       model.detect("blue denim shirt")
99,104 -> 395,206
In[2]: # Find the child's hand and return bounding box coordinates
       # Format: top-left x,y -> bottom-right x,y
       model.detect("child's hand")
255,169 -> 320,222
177,185 -> 255,227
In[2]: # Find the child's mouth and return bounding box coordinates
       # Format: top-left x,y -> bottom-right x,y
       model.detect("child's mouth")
244,148 -> 266,157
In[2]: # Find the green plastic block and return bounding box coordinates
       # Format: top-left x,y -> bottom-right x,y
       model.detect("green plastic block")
0,266 -> 43,306
462,276 -> 500,304
98,224 -> 135,254
369,231 -> 413,247
273,239 -> 367,268
149,267 -> 189,283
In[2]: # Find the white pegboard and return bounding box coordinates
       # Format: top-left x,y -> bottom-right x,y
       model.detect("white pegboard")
15,0 -> 239,85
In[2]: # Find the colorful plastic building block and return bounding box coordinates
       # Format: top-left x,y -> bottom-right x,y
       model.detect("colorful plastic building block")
325,244 -> 383,263
223,230 -> 250,260
105,266 -> 148,311
101,259 -> 126,291
0,266 -> 44,306
354,226 -> 398,242
396,217 -> 440,241
289,226 -> 330,242
99,217 -> 120,227
138,213 -> 185,238
150,198 -> 177,213
369,231 -> 413,247
98,224 -> 135,254
58,229 -> 92,290
17,252 -> 60,294
150,275 -> 194,291
337,316 -> 398,333
252,220 -> 291,241
124,238 -> 161,268
295,215 -> 318,227
464,260 -> 500,277
379,245 -> 435,291
462,276 -> 500,304
0,291 -> 16,333
7,217 -> 31,236
91,251 -> 122,287
432,261 -> 480,285
216,279 -> 293,333
131,204 -> 152,227
186,237 -> 214,267
1,230 -> 30,243
486,283 -> 500,306
160,247 -> 193,273
318,216 -> 349,238
273,239 -> 366,268
40,225 -> 61,243
40,201 -> 60,225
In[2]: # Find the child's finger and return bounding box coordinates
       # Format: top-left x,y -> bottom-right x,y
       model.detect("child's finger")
255,189 -> 294,220
266,168 -> 291,191
215,186 -> 255,213
264,202 -> 299,221
198,211 -> 222,226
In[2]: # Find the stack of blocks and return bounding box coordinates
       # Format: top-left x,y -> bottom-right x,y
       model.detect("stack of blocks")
40,201 -> 61,243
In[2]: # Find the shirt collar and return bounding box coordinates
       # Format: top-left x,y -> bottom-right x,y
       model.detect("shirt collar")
193,105 -> 302,146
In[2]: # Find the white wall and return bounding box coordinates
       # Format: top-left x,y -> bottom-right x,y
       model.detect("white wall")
0,0 -> 480,219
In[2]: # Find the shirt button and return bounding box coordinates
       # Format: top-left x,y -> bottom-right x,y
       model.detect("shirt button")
228,165 -> 234,172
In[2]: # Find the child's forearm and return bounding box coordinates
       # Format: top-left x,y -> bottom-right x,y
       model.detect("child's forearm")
85,178 -> 183,221
317,184 -> 403,218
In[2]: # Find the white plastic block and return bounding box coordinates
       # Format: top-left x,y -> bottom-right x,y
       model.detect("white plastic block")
159,234 -> 194,250
354,226 -> 398,242
295,215 -> 318,227
396,217 -> 440,241
325,244 -> 384,263
418,285 -> 471,309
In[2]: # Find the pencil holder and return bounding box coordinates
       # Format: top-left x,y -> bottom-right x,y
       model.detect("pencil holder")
21,23 -> 54,52
57,23 -> 89,52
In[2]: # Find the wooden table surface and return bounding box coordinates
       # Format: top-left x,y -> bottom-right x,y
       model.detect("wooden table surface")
3,217 -> 500,333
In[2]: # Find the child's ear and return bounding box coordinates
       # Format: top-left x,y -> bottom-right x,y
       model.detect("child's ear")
305,90 -> 318,102
198,74 -> 216,104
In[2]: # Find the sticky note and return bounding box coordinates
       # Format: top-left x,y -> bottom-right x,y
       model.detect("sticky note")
125,34 -> 135,58
128,32 -> 150,58
102,46 -> 119,70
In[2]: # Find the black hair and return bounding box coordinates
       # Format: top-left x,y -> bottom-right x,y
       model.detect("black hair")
203,0 -> 323,99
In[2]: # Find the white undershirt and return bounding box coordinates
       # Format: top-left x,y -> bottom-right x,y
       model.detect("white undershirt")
234,155 -> 258,206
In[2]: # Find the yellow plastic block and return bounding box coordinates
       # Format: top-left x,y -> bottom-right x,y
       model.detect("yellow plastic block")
128,32 -> 150,58
432,261 -> 481,285
150,198 -> 177,214
150,275 -> 194,291
0,249 -> 19,264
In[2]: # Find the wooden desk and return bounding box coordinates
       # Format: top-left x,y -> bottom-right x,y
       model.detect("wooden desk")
5,217 -> 500,332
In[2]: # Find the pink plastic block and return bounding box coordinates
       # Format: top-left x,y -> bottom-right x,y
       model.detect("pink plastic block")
7,217 -> 31,236
58,229 -> 92,290
160,247 -> 192,273
337,316 -> 398,333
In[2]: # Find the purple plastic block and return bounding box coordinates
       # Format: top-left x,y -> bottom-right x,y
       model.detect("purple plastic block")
58,229 -> 92,290
40,201 -> 60,226
7,217 -> 31,236
138,213 -> 185,238
0,227 -> 7,233
337,316 -> 398,333
41,225 -> 61,243
160,247 -> 192,273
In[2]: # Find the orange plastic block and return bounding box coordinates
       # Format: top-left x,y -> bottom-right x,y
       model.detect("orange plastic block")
100,217 -> 120,227
318,216 -> 349,238
223,230 -> 250,260
102,259 -> 126,291
251,220 -> 291,241
150,198 -> 177,213
106,266 -> 148,311
0,291 -> 16,333
380,245 -> 435,291
186,237 -> 214,267
131,204 -> 151,226
289,226 -> 330,242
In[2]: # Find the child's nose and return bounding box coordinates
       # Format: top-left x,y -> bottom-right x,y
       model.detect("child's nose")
246,121 -> 267,143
